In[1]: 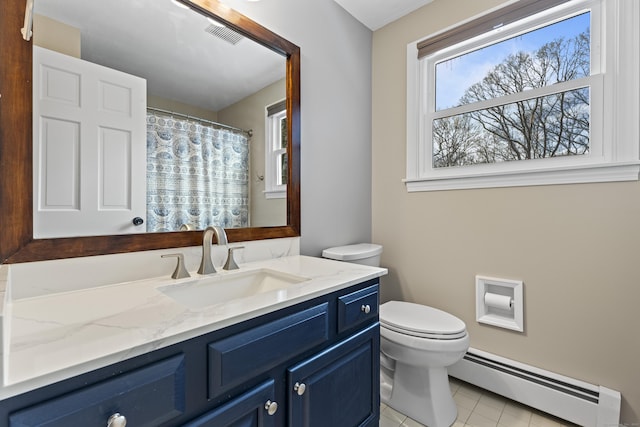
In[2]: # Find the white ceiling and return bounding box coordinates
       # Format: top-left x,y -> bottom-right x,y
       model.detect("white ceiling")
333,0 -> 434,31
34,0 -> 285,112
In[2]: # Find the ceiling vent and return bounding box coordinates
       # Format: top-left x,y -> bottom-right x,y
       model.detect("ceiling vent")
205,24 -> 244,45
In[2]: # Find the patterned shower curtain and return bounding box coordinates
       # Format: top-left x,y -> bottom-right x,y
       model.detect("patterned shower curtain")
146,112 -> 249,232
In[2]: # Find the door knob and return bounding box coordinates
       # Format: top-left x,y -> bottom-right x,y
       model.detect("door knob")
132,217 -> 144,226
107,413 -> 127,427
264,400 -> 278,415
294,382 -> 306,395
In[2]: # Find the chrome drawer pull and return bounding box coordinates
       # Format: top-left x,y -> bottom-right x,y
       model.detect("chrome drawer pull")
294,381 -> 306,395
264,400 -> 278,415
361,304 -> 371,314
107,413 -> 127,427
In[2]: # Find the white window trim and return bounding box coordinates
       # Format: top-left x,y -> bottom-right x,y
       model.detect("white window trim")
264,105 -> 287,199
405,0 -> 640,192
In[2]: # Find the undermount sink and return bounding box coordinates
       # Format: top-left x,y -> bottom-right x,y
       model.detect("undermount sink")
158,268 -> 310,309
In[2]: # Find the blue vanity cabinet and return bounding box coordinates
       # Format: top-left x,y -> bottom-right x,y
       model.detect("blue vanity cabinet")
287,323 -> 380,427
2,278 -> 380,427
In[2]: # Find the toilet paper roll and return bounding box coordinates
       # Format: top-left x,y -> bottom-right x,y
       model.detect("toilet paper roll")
484,292 -> 513,310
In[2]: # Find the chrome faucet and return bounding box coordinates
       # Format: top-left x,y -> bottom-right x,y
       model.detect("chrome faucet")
198,226 -> 228,275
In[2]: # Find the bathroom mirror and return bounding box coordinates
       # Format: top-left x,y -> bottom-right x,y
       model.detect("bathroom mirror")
0,0 -> 301,263
32,0 -> 289,237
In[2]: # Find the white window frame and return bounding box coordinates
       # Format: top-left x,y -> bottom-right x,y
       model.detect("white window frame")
264,103 -> 287,199
405,0 -> 640,192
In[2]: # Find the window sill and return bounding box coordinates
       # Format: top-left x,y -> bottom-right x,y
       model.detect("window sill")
264,189 -> 286,199
404,162 -> 640,192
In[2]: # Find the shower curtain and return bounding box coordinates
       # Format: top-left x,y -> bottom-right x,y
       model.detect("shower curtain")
146,112 -> 249,232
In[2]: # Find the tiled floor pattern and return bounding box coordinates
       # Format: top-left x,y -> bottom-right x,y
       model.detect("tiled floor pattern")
379,377 -> 580,427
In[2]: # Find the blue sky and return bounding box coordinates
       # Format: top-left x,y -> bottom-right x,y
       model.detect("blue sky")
435,12 -> 590,110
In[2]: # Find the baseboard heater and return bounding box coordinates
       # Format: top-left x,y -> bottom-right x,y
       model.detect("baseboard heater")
448,348 -> 621,427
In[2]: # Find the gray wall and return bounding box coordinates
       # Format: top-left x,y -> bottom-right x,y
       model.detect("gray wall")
222,0 -> 373,256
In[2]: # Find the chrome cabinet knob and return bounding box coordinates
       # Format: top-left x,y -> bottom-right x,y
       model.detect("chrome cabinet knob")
361,304 -> 371,314
264,400 -> 278,415
107,413 -> 127,427
294,381 -> 306,395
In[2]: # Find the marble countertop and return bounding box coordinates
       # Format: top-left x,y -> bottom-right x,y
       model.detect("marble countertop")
1,255 -> 386,399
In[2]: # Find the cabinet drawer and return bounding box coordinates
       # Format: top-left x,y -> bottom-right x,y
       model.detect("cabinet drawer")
9,355 -> 185,427
337,284 -> 379,333
208,303 -> 329,397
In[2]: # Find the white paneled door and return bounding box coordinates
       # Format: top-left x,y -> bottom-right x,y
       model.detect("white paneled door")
33,46 -> 147,238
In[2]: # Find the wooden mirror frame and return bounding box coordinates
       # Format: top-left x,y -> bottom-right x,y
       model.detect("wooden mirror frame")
0,0 -> 300,264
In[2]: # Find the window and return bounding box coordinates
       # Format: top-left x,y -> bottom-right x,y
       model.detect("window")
406,0 -> 640,191
265,100 -> 287,198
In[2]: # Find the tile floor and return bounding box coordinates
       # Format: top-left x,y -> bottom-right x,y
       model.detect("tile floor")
379,377 -> 579,427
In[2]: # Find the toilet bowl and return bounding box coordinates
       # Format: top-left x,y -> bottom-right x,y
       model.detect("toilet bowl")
322,244 -> 468,427
380,301 -> 469,427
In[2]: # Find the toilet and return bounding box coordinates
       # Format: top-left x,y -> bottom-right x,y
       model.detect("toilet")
379,301 -> 469,427
323,244 -> 469,427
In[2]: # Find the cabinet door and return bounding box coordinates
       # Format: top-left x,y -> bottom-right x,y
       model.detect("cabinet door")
183,380 -> 277,427
287,323 -> 380,427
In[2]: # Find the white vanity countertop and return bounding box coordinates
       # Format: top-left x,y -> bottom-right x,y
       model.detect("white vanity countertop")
1,255 -> 387,399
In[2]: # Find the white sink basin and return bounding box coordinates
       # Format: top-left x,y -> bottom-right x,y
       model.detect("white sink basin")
158,268 -> 310,309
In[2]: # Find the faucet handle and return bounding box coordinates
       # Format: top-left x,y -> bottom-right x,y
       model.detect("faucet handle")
161,253 -> 191,279
223,246 -> 244,271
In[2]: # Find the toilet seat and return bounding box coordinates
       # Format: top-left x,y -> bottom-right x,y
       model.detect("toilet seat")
380,301 -> 467,340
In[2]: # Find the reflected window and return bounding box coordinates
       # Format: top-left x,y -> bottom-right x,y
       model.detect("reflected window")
265,100 -> 287,199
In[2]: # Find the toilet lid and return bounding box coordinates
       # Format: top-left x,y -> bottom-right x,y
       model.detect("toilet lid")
380,301 -> 467,339
322,243 -> 382,261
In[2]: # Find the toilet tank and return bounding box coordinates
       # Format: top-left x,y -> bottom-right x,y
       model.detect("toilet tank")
322,243 -> 383,267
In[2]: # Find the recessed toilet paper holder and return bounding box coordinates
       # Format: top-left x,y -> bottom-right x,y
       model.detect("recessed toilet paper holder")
476,275 -> 524,332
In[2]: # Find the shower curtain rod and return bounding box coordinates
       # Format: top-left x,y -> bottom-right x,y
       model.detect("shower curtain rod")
147,106 -> 253,137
